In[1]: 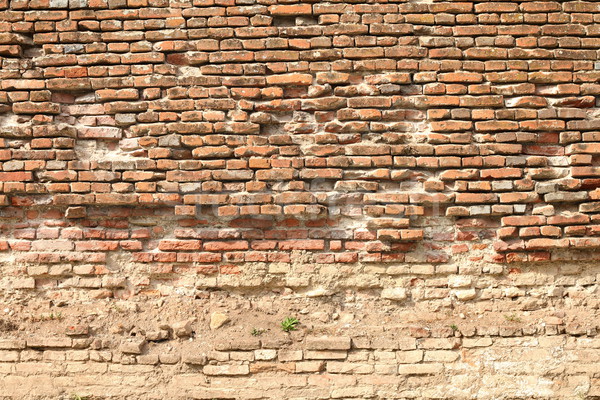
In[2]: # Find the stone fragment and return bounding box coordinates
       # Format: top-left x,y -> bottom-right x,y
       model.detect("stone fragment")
65,325 -> 89,336
65,206 -> 86,219
454,289 -> 476,301
146,330 -> 170,341
172,319 -> 193,338
210,312 -> 230,330
120,339 -> 146,355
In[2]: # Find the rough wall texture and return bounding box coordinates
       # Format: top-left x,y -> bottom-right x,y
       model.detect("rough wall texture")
1,0 -> 600,398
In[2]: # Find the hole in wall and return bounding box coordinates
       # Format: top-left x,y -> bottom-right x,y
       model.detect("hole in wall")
296,16 -> 318,25
272,16 -> 296,27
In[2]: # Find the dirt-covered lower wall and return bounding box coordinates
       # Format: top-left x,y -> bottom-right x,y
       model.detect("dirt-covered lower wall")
1,0 -> 600,398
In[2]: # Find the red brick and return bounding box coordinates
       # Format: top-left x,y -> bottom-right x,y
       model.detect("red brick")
526,238 -> 569,249
203,241 -> 248,251
480,168 -> 522,179
455,193 -> 497,204
502,216 -> 546,227
266,74 -> 313,86
0,172 -> 33,182
158,240 -> 201,251
438,72 -> 483,83
278,240 -> 325,250
269,4 -> 312,15
75,241 -> 119,251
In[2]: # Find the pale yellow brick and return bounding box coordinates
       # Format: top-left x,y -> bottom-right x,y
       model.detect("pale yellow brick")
396,350 -> 424,363
203,364 -> 250,376
398,363 -> 444,375
424,350 -> 459,362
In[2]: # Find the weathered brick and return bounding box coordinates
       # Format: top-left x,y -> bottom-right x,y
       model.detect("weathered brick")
305,336 -> 351,351
203,364 -> 250,376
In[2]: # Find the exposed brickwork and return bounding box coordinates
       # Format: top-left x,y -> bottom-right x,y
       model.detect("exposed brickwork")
1,0 -> 600,398
1,0 -> 600,267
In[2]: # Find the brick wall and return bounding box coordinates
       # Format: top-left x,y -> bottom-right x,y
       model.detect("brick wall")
1,0 -> 600,398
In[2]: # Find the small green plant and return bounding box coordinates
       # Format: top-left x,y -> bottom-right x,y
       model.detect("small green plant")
450,324 -> 458,332
504,313 -> 522,323
281,317 -> 300,332
111,303 -> 126,314
71,394 -> 90,400
251,328 -> 265,337
33,312 -> 63,322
